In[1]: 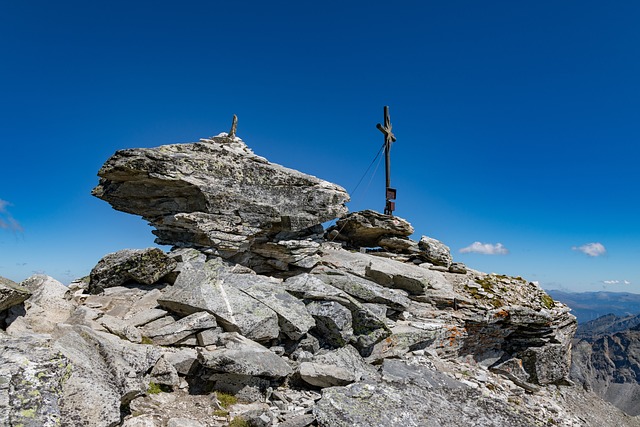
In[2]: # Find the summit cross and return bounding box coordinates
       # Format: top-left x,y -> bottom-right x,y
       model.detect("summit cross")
376,106 -> 397,216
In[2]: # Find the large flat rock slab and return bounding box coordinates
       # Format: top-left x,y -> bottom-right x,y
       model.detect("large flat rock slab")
158,259 -> 281,342
92,135 -> 349,254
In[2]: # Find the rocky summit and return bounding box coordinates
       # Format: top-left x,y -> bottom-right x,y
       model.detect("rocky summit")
1,131 -> 639,427
92,133 -> 348,274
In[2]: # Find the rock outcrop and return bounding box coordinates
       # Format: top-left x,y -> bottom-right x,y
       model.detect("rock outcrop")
92,134 -> 349,273
3,132 -> 639,426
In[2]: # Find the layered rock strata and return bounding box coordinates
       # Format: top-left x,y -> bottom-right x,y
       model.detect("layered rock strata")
92,134 -> 349,273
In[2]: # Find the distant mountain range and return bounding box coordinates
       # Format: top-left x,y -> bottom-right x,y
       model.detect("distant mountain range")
546,290 -> 640,324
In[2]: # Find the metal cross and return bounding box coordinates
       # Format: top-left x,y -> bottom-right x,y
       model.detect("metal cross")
376,106 -> 397,215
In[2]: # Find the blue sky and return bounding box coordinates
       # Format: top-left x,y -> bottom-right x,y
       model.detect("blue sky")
1,1 -> 640,292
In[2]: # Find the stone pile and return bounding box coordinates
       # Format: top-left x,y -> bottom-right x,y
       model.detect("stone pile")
1,132 -> 638,427
327,210 -> 466,274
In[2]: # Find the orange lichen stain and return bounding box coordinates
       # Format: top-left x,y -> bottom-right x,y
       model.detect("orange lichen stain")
494,309 -> 509,319
447,326 -> 466,347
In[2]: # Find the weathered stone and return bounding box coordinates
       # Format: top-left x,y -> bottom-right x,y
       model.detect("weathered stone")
252,239 -> 321,270
490,358 -> 540,393
330,210 -> 414,248
313,345 -> 378,382
449,262 -> 467,274
230,276 -> 315,341
146,311 -> 217,346
89,248 -> 177,294
207,372 -> 271,401
150,355 -> 180,387
319,247 -> 450,295
228,402 -> 274,427
139,315 -> 179,337
5,275 -> 73,334
306,301 -> 353,348
299,362 -> 356,387
167,419 -> 204,427
365,321 -> 444,363
198,342 -> 292,378
418,236 -> 453,267
0,332 -> 69,427
380,359 -> 466,389
92,135 -> 349,256
161,347 -> 199,375
312,268 -> 411,311
196,328 -> 223,346
158,258 -> 280,342
279,414 -> 316,427
284,274 -> 390,352
126,308 -> 168,327
53,325 -> 161,427
378,236 -> 419,254
0,275 -> 30,312
314,377 -> 536,427
99,314 -> 143,343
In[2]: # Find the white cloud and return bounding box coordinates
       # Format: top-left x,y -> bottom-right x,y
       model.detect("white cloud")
572,242 -> 606,257
603,279 -> 632,285
460,242 -> 509,255
0,198 -> 23,232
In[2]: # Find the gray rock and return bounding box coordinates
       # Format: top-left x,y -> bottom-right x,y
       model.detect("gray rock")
284,274 -> 390,352
490,358 -> 540,393
231,276 -> 315,341
198,334 -> 293,378
161,348 -> 199,375
167,419 -> 204,427
158,258 -> 280,342
150,355 -> 180,387
92,135 -> 349,256
206,372 -> 271,401
366,321 -> 443,363
279,414 -> 316,427
418,236 -> 453,267
196,328 -> 223,346
306,301 -> 353,348
0,332 -> 69,427
299,362 -> 356,387
449,262 -> 467,274
312,268 -> 411,311
0,275 -> 30,312
99,314 -> 143,343
319,247 -> 450,295
5,275 -> 73,334
89,248 -> 177,294
314,379 -> 536,427
53,324 -> 162,427
378,236 -> 420,253
139,315 -> 179,337
365,256 -> 449,295
146,311 -> 217,346
229,402 -> 274,427
330,210 -> 414,248
252,239 -> 321,270
125,308 -> 168,327
313,345 -> 378,382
